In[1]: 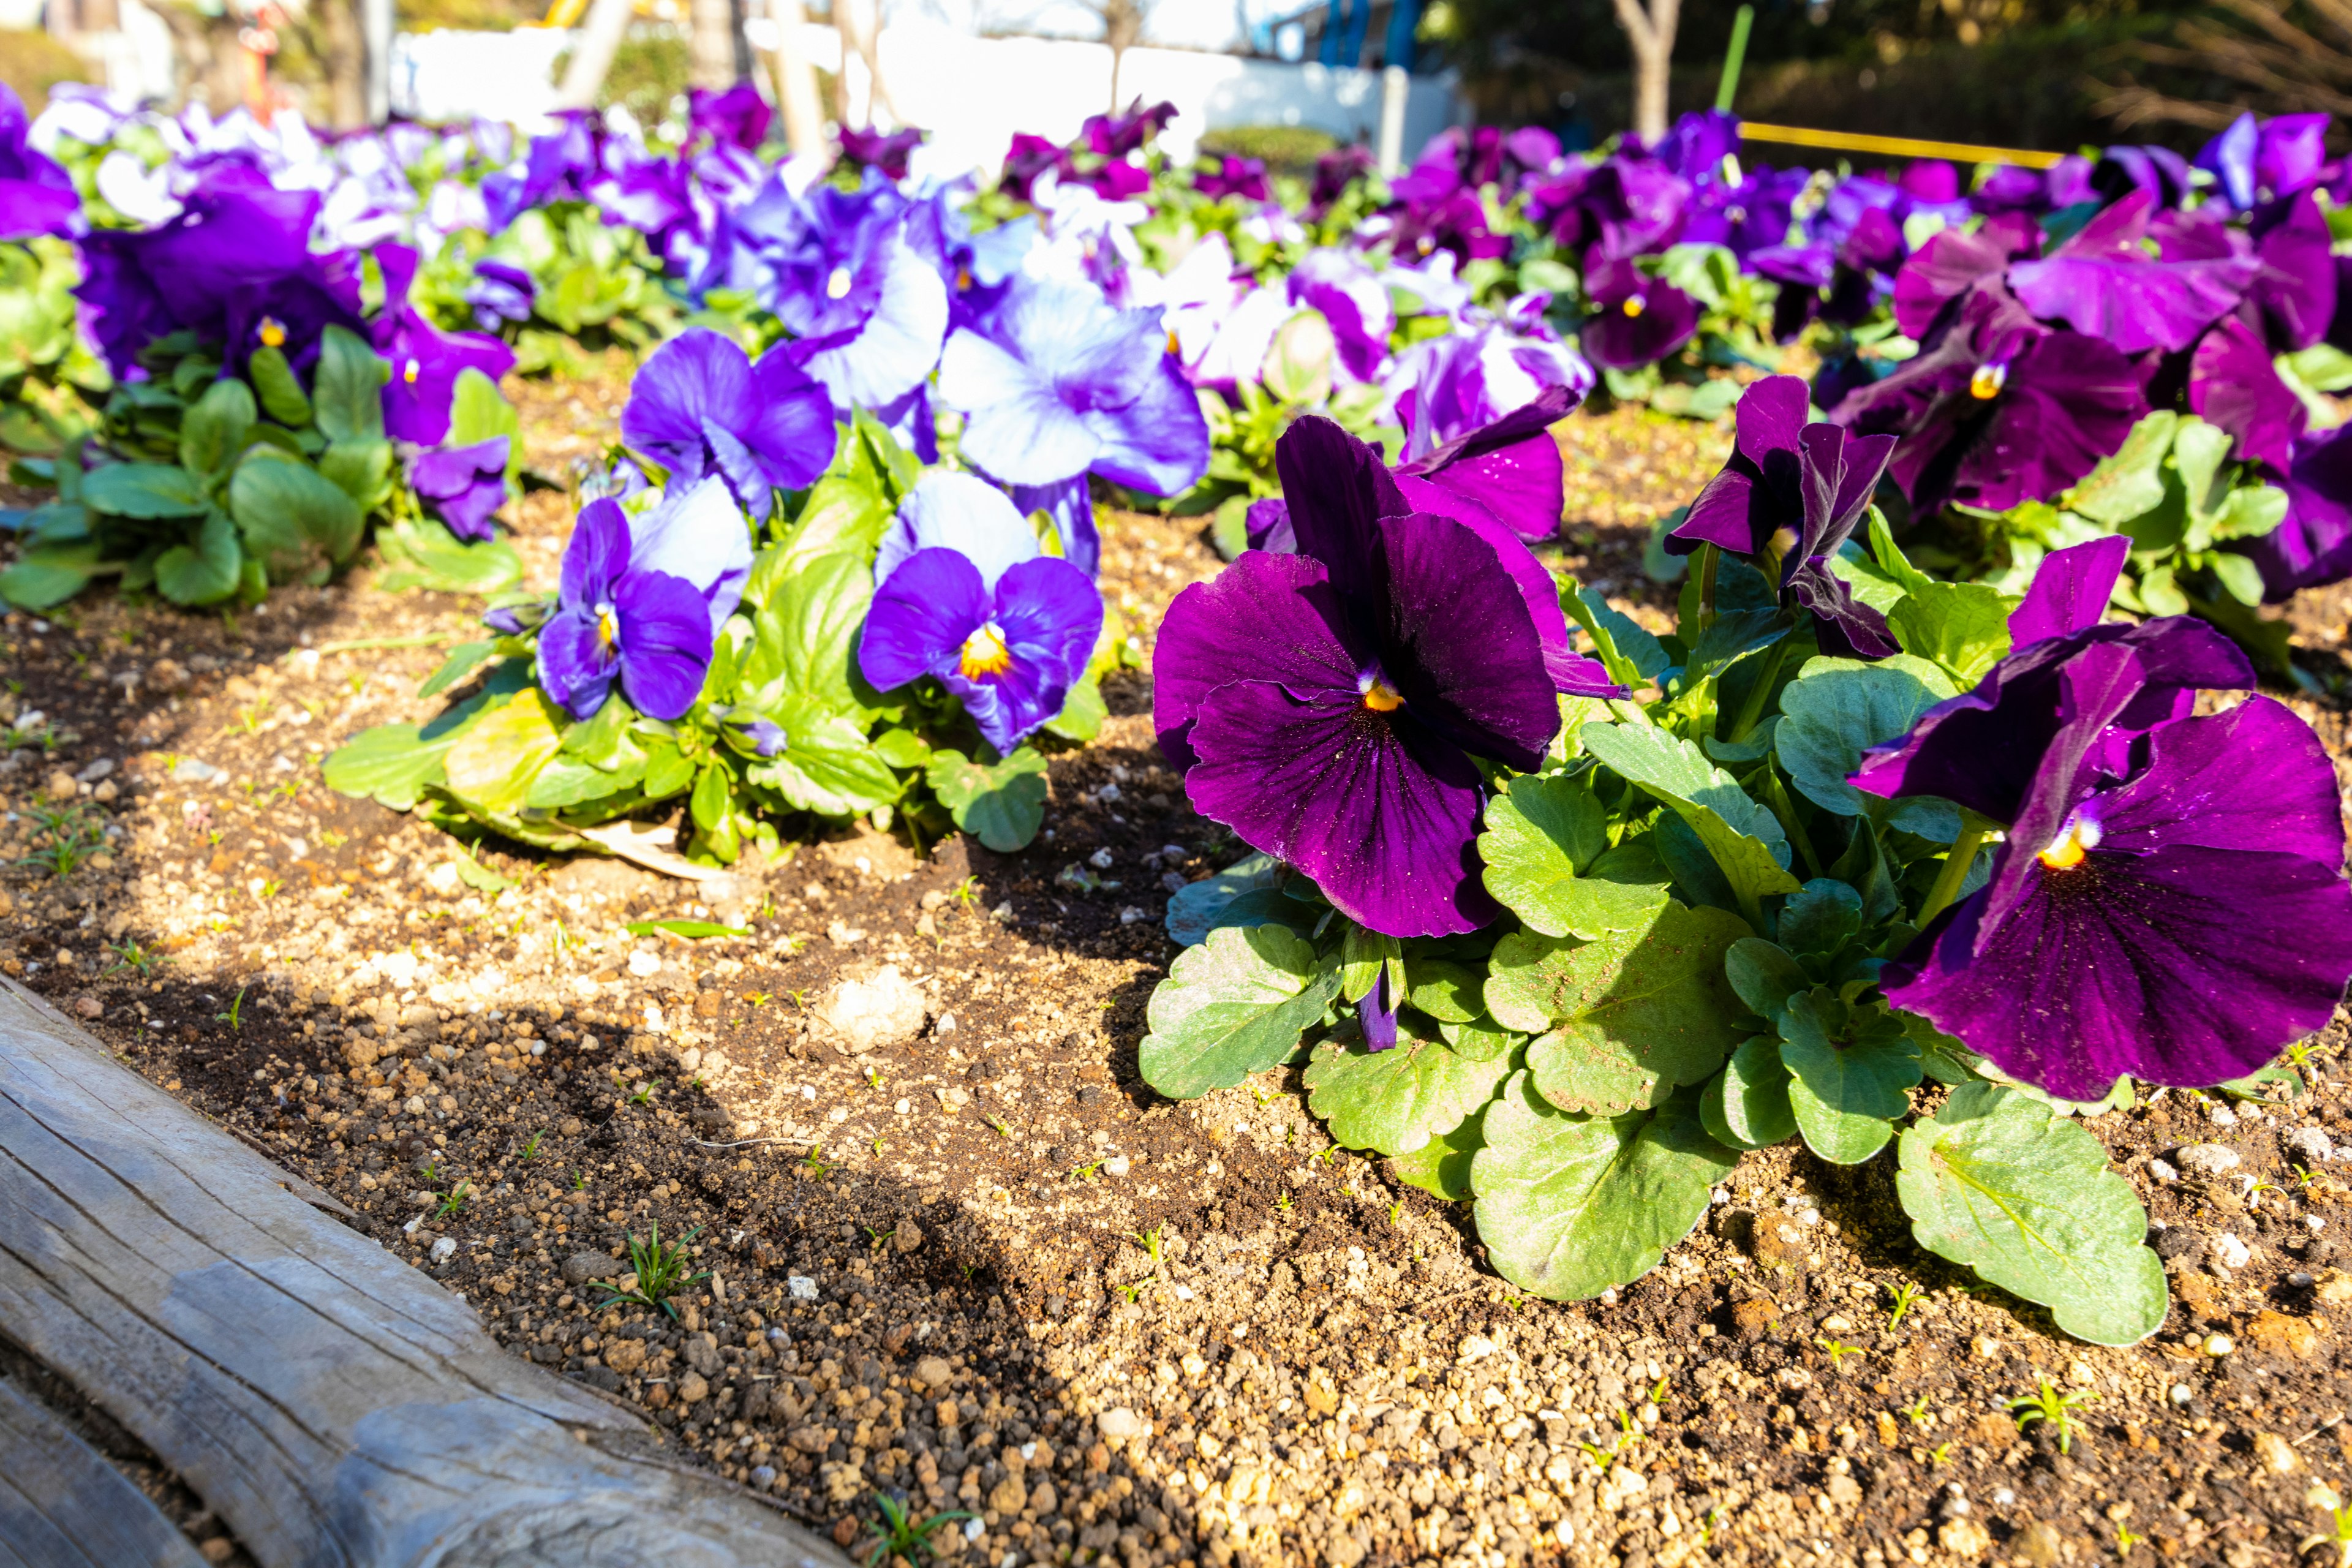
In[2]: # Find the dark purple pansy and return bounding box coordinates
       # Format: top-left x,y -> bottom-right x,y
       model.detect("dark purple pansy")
1834,285 -> 2146,517
2091,143 -> 2193,211
620,327 -> 834,515
409,436 -> 511,542
1152,418 -> 1567,938
858,549 -> 1102,756
1286,247 -> 1393,383
1196,156 -> 1270,202
1890,213 -> 2038,341
1681,165 -> 1807,262
689,83 -> 772,153
1850,538 -> 2253,827
1879,673 -> 2352,1100
1392,382 -> 1578,543
483,115 -> 599,232
1390,188 -> 1510,264
2245,189 -> 2337,353
1750,242 -> 1834,342
375,243 -> 517,446
1082,98 -> 1175,159
2188,313 -> 2307,468
1821,205 -> 1909,326
538,497 -> 718,722
1670,374 -> 1811,557
464,258 -> 535,331
2239,420 -> 2352,599
1651,108 -> 1740,182
1580,257 -> 1699,371
2196,111 -> 2332,213
998,133 -> 1070,202
1308,145 -> 1375,219
2007,190 -> 2255,355
0,81 -> 80,241
840,124 -> 925,181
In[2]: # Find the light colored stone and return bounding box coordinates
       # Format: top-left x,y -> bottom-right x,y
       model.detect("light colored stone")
1096,1406 -> 1145,1442
914,1355 -> 954,1390
2212,1232 -> 2252,1270
816,965 -> 927,1052
602,1338 -> 647,1374
677,1371 -> 709,1406
2174,1142 -> 2241,1178
560,1251 -> 616,1286
2255,1431 -> 2299,1475
1937,1518 -> 1991,1556
2286,1126 -> 2335,1164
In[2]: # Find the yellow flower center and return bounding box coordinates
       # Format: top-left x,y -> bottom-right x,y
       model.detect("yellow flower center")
1621,295 -> 1646,318
959,621 -> 1013,679
595,601 -> 620,655
1969,361 -> 2008,401
2037,816 -> 2101,871
258,316 -> 287,348
403,356 -> 421,386
1361,676 -> 1404,713
1167,326 -> 1180,356
826,265 -> 854,300
956,265 -> 973,290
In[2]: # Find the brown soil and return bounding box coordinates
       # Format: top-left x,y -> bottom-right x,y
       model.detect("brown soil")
3,388 -> 2351,1568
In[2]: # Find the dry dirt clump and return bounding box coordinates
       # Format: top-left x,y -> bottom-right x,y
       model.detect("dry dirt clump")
4,386 -> 2352,1568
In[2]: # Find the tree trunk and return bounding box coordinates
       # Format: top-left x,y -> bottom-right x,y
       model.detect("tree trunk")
689,0 -> 734,89
318,0 -> 366,129
1611,0 -> 1678,142
834,0 -> 894,126
765,0 -> 826,154
555,0 -> 636,110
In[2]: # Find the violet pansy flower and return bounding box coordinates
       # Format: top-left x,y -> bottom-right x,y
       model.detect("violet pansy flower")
464,258 -> 535,331
410,436 -> 511,543
859,549 -> 1102,757
1153,418 -> 1570,938
2189,313 -> 2307,468
1392,382 -> 1578,544
2239,420 -> 2352,600
1579,257 -> 1699,371
688,83 -> 772,153
375,243 -> 517,447
0,83 -> 79,241
1197,156 -> 1270,202
871,470 -> 1039,590
935,274 -> 1209,574
538,483 -> 751,722
620,327 -> 835,517
840,125 -> 924,181
2007,190 -> 2255,356
1860,541 -> 2352,1096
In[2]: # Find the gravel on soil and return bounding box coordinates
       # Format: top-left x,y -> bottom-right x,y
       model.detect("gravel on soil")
6,379 -> 2352,1568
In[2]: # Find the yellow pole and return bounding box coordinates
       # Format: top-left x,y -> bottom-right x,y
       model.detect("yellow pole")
1737,121 -> 2067,170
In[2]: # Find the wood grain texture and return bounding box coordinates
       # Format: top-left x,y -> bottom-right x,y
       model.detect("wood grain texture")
0,1376 -> 211,1568
0,979 -> 850,1568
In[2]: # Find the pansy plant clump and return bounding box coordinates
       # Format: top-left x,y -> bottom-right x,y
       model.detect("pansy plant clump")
325,328 -> 1123,863
1139,375 -> 2352,1346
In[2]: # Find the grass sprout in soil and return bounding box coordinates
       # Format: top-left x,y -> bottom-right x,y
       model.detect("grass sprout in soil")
4,381 -> 2352,1568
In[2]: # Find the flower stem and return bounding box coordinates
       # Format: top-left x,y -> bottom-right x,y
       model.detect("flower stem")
1722,636 -> 1791,744
1916,816 -> 1993,929
1695,543 -> 1719,635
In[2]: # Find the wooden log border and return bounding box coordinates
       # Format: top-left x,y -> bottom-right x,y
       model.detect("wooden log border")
0,978 -> 851,1568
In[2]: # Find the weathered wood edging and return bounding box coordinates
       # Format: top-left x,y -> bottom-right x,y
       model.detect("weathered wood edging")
0,978 -> 852,1568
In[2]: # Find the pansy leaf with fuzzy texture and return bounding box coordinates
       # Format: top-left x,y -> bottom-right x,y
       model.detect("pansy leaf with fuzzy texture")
1137,924 -> 1340,1100
1896,1082 -> 2167,1346
1887,582 -> 2016,686
1777,989 -> 1921,1164
1471,1073 -> 1736,1302
1305,1021 -> 1513,1156
1700,1036 -> 1798,1148
1166,853 -> 1280,946
1581,723 -> 1800,915
924,746 -> 1050,851
1479,773 -> 1673,940
1774,655 -> 1962,839
1389,1104 -> 1487,1200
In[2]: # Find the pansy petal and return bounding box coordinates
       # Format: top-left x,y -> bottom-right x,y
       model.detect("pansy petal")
1083,352 -> 1213,499
1152,549 -> 1366,771
560,497 -> 631,609
2091,696 -> 2345,868
1273,415 -> 1409,607
614,568 -> 718,721
1393,473 -> 1619,698
1374,510 -> 1561,771
744,342 -> 839,491
537,606 -> 616,720
876,470 -> 1039,591
938,327 -> 1101,484
1185,679 -> 1500,938
860,546 -> 990,692
622,328 -> 753,472
627,476 -> 753,631
2008,535 -> 2128,647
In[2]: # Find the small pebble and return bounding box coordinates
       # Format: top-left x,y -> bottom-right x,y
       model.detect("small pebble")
2310,1216 -> 2330,1233
429,1237 -> 457,1264
787,1275 -> 819,1299
2147,1158 -> 2179,1183
2209,1102 -> 2239,1128
2173,1143 -> 2241,1177
2204,1334 -> 2234,1357
2290,1271 -> 2315,1287
2169,1383 -> 2195,1407
2212,1232 -> 2251,1270
1992,1488 -> 2015,1507
750,1465 -> 777,1489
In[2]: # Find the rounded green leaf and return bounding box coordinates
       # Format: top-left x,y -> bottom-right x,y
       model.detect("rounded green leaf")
1406,959 -> 1485,1024
1777,990 -> 1921,1164
1389,1104 -> 1486,1200
83,462 -> 208,519
1724,937 -> 1808,1022
312,324 -> 389,443
247,343 -> 314,426
1305,1022 -> 1512,1156
231,448 -> 364,579
1479,773 -> 1672,939
1471,1072 -> 1736,1302
1166,853 -> 1278,946
154,508 -> 243,606
322,723 -> 454,810
1581,722 -> 1800,911
180,376 -> 256,477
747,699 -> 900,818
924,746 -> 1050,851
1700,1036 -> 1798,1149
1138,924 -> 1337,1100
1774,656 -> 1960,839
1897,1082 -> 2167,1346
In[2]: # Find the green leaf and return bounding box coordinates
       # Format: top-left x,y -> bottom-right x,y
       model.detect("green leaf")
154,509 -> 243,605
1406,959 -> 1485,1024
2209,551 -> 2266,607
1340,923 -> 1400,1003
441,687 -> 565,813
1166,852 -> 1279,946
83,462 -> 208,519
1888,582 -> 2015,686
313,324 -> 388,443
1700,1036 -> 1798,1148
1774,654 -> 1962,838
1479,772 -> 1672,939
1485,899 -> 1752,1114
319,437 -> 396,513
1305,1022 -> 1513,1156
741,550 -> 876,720
2063,410 -> 2176,526
322,722 -> 453,810
1470,1072 -> 1735,1302
1136,924 -> 1340,1099
623,918 -> 750,940
230,448 -> 364,580
919,746 -> 1049,850
562,693 -> 644,771
1777,990 -> 1921,1164
1581,722 -> 1800,915
1777,879 -> 1863,958
375,517 -> 524,596
1868,508 -> 1937,596
778,472 -> 894,573
1439,1018 -> 1521,1061
179,377 -> 255,476
419,641 -> 500,699
2172,416 -> 2233,514
1388,1106 -> 1485,1200
745,698 -> 900,818
871,727 -> 930,769
1896,1082 -> 2167,1346
0,541 -> 99,609
1567,587 -> 1668,684
1722,937 -> 1809,1022
690,760 -> 733,835
450,848 -> 514,892
2207,483 -> 2287,543
447,367 -> 520,453
1042,669 -> 1107,742
247,344 -> 313,426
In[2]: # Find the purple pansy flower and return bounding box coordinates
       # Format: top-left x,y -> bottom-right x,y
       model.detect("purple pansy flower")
0,83 -> 79,241
1579,257 -> 1700,370
482,114 -> 599,232
1833,286 -> 2147,518
1152,418 -> 1567,938
538,480 -> 752,722
410,436 -> 511,543
2007,190 -> 2255,355
689,83 -> 772,153
871,470 -> 1039,590
859,549 -> 1102,757
464,258 -> 535,331
2189,314 -> 2307,468
1285,247 -> 1392,383
1082,99 -> 1175,159
2090,143 -> 2193,211
2240,420 -> 2352,599
2195,111 -> 2332,213
1890,212 -> 2039,341
376,243 -> 517,447
620,327 -> 835,516
2245,189 -> 2337,353
1863,545 -> 2352,1096
1392,382 -> 1577,543
1308,145 -> 1375,220
935,274 -> 1209,574
1665,376 -> 1899,657
1197,156 -> 1270,202
840,125 -> 924,181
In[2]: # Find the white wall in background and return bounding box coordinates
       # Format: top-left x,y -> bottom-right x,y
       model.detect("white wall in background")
385,19 -> 1463,179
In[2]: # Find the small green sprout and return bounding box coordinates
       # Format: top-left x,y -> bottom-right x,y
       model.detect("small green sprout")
2299,1502 -> 2352,1565
104,940 -> 162,977
1067,1157 -> 1106,1182
2116,1525 -> 2146,1557
519,1130 -> 546,1160
1817,1338 -> 1863,1368
1886,1280 -> 1921,1330
745,992 -> 771,1008
867,1068 -> 888,1090
1129,1226 -> 1165,1267
803,1144 -> 832,1177
1928,1442 -> 1954,1467
1902,1393 -> 1932,1426
1274,1191 -> 1292,1213
433,1182 -> 474,1220
863,1225 -> 897,1252
216,987 -> 246,1031
571,1168 -> 588,1191
864,1492 -> 972,1567
2005,1376 -> 2095,1455
595,1221 -> 709,1320
1387,1200 -> 1404,1227
1648,1372 -> 1670,1404
627,1077 -> 662,1107
982,1115 -> 1013,1139
2293,1163 -> 2322,1188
